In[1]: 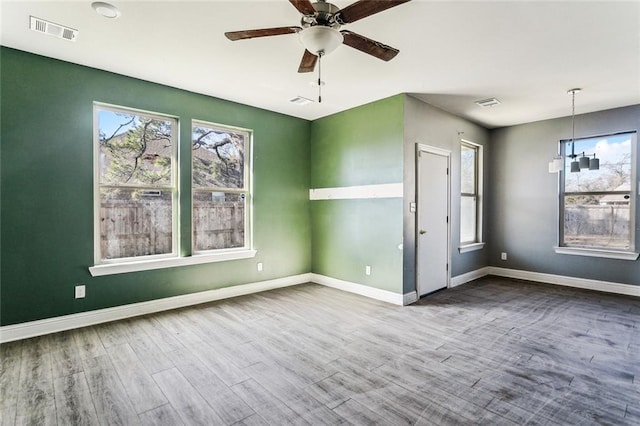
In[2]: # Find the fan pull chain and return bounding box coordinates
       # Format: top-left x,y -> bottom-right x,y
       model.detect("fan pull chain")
317,51 -> 323,103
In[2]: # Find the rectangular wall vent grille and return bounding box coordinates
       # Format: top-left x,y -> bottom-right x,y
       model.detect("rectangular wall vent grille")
30,16 -> 78,42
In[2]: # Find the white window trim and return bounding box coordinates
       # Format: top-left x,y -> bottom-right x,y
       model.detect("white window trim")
553,246 -> 639,261
460,139 -> 484,248
557,131 -> 637,257
90,106 -> 257,276
458,242 -> 485,253
89,249 -> 257,276
191,120 -> 254,255
93,103 -> 179,266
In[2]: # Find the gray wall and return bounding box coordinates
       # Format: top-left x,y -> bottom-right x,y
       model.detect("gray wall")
403,95 -> 491,294
489,105 -> 640,285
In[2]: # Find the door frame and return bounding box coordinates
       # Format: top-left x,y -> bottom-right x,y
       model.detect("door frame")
415,143 -> 452,296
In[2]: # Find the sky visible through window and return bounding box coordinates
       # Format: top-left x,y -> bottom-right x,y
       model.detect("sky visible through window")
99,110 -> 138,138
564,133 -> 632,192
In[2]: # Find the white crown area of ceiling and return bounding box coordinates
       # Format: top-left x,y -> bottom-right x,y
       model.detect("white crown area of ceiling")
1,1 -> 639,128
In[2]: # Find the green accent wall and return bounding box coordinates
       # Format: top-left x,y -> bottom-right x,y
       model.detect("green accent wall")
0,47 -> 311,326
310,96 -> 405,293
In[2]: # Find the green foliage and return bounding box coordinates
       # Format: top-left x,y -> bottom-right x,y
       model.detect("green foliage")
99,113 -> 173,186
192,125 -> 245,189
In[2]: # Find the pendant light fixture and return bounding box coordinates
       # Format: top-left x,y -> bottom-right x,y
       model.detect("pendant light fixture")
549,88 -> 600,173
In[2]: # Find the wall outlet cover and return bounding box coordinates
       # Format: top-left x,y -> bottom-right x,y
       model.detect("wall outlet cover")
75,285 -> 86,299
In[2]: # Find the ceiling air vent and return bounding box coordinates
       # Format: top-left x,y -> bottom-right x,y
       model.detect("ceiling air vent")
30,16 -> 78,42
289,96 -> 314,106
475,97 -> 501,108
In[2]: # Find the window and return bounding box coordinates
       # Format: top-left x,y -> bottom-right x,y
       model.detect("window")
460,141 -> 483,251
90,105 -> 256,276
192,121 -> 251,252
559,131 -> 637,256
94,105 -> 177,263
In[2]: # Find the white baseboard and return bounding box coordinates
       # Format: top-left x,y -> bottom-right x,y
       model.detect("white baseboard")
488,267 -> 640,297
6,266 -> 636,344
450,266 -> 640,297
403,291 -> 418,305
450,267 -> 491,288
310,273 -> 405,305
0,273 -> 312,343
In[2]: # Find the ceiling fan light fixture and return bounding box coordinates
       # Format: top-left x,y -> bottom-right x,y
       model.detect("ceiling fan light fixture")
299,26 -> 343,56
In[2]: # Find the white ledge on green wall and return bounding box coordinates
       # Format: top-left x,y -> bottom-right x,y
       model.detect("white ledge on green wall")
553,246 -> 639,261
309,183 -> 403,200
89,250 -> 257,276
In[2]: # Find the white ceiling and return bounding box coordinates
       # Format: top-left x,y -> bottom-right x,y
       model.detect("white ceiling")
2,0 -> 639,128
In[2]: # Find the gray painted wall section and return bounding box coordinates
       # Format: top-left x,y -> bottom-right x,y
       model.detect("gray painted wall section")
489,105 -> 640,285
403,95 -> 491,294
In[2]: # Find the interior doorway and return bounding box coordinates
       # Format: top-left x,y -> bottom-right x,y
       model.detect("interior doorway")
416,144 -> 451,297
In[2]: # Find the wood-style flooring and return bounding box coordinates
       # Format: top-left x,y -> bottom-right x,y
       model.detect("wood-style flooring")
1,276 -> 639,425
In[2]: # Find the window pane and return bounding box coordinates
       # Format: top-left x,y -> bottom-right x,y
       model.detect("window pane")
564,194 -> 631,249
98,110 -> 173,186
564,134 -> 632,193
460,195 -> 477,243
193,192 -> 245,251
193,125 -> 246,189
461,145 -> 476,194
99,188 -> 173,260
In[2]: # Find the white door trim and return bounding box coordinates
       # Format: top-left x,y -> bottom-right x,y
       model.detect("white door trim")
416,143 -> 452,295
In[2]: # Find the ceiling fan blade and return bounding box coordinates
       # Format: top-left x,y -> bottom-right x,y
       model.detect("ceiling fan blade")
298,49 -> 318,73
336,0 -> 411,24
341,30 -> 399,61
225,26 -> 301,41
289,0 -> 316,15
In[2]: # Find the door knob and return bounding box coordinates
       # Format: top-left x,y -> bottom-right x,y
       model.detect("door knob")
419,230 -> 427,235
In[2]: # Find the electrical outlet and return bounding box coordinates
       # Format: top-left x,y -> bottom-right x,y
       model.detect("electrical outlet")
75,285 -> 86,299
501,252 -> 508,261
365,265 -> 371,276
257,262 -> 263,272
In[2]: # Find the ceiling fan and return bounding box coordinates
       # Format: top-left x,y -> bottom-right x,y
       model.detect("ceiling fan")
224,0 -> 411,74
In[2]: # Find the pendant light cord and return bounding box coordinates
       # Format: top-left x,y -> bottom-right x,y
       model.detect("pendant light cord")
571,89 -> 576,156
317,51 -> 323,103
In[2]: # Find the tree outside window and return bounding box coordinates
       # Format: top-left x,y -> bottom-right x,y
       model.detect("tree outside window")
96,106 -> 177,261
192,121 -> 251,252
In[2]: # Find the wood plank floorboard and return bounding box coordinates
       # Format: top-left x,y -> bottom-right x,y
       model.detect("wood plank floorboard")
1,276 -> 639,425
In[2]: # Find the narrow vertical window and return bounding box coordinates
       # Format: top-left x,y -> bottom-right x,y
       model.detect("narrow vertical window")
94,105 -> 177,262
560,132 -> 636,251
460,141 -> 483,247
192,121 -> 251,253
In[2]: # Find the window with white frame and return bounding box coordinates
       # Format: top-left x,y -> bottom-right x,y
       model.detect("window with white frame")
192,121 -> 251,252
559,131 -> 637,252
460,141 -> 483,246
95,105 -> 177,262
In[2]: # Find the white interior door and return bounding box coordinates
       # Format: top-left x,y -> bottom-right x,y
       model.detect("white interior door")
417,146 -> 450,296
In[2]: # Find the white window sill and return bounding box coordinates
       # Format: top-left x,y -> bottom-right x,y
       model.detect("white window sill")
553,246 -> 639,261
459,242 -> 485,254
89,249 -> 257,277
